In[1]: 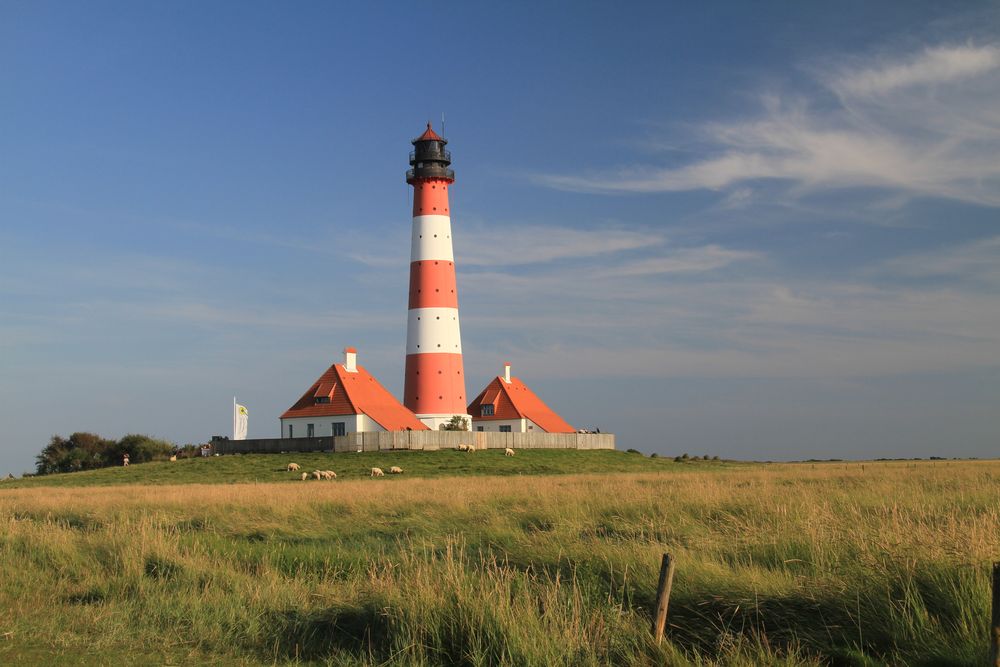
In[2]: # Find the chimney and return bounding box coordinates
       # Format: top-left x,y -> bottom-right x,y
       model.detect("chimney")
344,347 -> 358,373
503,362 -> 511,383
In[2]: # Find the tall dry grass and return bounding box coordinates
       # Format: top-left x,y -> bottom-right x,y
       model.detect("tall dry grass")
1,460 -> 997,665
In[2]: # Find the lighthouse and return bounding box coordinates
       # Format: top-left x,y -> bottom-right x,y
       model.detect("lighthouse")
403,123 -> 471,430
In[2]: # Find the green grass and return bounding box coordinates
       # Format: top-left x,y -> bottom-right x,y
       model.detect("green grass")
1,457 -> 997,665
4,448 -> 733,488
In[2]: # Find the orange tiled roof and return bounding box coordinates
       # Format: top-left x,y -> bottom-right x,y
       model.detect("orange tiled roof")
415,122 -> 442,142
281,363 -> 429,431
467,375 -> 574,433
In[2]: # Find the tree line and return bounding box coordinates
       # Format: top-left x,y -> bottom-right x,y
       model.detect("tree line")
35,432 -> 200,475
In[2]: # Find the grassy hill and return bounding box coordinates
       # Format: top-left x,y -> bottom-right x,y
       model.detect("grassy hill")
3,448 -> 730,488
1,456 -> 996,665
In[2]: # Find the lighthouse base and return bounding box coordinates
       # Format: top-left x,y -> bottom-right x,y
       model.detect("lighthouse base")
415,413 -> 474,431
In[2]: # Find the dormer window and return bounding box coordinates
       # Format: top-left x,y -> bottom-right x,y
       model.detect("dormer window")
481,404 -> 494,416
315,396 -> 330,404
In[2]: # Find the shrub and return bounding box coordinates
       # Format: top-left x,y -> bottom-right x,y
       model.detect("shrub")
625,448 -> 642,455
176,444 -> 201,459
36,432 -> 115,475
116,434 -> 175,464
440,416 -> 469,431
35,432 -> 176,475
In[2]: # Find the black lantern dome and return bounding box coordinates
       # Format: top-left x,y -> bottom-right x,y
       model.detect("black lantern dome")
406,123 -> 455,183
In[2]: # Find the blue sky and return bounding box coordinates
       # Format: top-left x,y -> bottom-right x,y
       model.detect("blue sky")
2,2 -> 998,474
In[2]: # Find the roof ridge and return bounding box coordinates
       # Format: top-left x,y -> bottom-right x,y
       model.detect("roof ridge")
332,364 -> 359,415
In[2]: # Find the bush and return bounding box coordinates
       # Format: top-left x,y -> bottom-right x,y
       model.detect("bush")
36,432 -> 116,475
35,432 -> 175,475
117,434 -> 175,464
440,416 -> 469,431
176,444 -> 201,459
649,453 -> 659,458
625,448 -> 642,455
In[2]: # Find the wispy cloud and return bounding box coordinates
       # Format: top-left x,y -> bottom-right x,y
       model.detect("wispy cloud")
535,43 -> 1000,207
352,223 -> 665,268
598,245 -> 757,277
455,229 -> 1000,381
459,224 -> 662,266
831,44 -> 1000,96
874,234 -> 1000,283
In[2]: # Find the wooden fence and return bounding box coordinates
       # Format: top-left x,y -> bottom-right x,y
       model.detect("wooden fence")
212,431 -> 615,454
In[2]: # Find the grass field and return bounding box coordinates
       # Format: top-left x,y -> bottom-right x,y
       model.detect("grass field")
1,449 -> 713,488
1,452 -> 997,665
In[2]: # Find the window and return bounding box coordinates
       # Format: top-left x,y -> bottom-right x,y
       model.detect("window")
315,396 -> 330,404
288,424 -> 294,438
332,422 -> 346,437
476,426 -> 484,432
481,404 -> 494,416
499,425 -> 512,433
307,424 -> 315,438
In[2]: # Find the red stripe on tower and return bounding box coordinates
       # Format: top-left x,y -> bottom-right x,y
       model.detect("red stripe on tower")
403,123 -> 471,430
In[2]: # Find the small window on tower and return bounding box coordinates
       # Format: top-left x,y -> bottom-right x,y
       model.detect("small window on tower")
481,404 -> 494,416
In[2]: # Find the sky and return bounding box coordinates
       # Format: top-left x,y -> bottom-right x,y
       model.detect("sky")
1,2 -> 998,474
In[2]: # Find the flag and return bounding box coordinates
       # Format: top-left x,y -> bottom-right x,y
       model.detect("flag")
234,400 -> 248,440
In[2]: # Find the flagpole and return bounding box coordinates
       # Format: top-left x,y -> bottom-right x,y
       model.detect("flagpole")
233,396 -> 236,440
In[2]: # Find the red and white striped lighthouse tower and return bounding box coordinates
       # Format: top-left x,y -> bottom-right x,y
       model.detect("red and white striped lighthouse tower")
403,123 -> 471,430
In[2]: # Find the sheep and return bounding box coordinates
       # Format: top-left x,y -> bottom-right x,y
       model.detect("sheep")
169,455 -> 177,462
286,463 -> 301,472
389,466 -> 403,474
505,448 -> 515,457
312,470 -> 322,480
466,446 -> 475,453
322,470 -> 337,480
457,444 -> 469,452
370,467 -> 385,477
301,472 -> 308,481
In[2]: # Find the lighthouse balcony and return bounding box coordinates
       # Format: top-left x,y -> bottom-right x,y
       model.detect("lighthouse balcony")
409,149 -> 451,164
407,167 -> 455,182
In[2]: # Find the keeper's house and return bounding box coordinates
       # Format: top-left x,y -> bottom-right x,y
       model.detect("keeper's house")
280,348 -> 429,437
467,363 -> 574,433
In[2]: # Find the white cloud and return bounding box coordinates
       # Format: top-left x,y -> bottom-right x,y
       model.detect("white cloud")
458,224 -> 662,266
352,223 -> 664,268
875,235 -> 1000,283
598,245 -> 757,277
455,231 -> 1000,381
832,44 -> 1000,96
535,44 -> 1000,208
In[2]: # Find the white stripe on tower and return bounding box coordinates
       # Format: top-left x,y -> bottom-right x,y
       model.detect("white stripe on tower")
410,215 -> 455,262
403,123 -> 470,430
406,308 -> 463,354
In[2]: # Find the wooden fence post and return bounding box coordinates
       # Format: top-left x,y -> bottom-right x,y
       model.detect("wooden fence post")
992,562 -> 1000,667
652,553 -> 675,644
